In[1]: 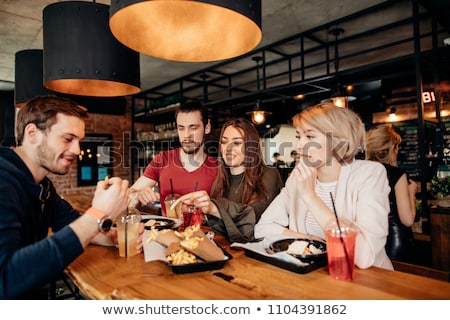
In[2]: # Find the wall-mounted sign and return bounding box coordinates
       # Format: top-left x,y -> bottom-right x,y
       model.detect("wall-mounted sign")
422,90 -> 436,104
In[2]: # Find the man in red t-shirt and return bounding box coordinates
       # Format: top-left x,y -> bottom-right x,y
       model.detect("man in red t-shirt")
129,100 -> 218,216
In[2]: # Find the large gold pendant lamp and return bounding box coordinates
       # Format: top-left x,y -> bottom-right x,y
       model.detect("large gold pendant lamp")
43,1 -> 141,97
109,0 -> 262,62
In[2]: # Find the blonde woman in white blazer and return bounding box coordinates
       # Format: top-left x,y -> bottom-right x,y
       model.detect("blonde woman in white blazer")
255,103 -> 393,270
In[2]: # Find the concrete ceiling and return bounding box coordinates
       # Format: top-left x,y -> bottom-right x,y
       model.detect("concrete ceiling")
0,0 -> 391,92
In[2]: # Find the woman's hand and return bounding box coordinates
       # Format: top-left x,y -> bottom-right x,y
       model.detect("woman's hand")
292,158 -> 318,200
408,179 -> 418,198
177,191 -> 220,218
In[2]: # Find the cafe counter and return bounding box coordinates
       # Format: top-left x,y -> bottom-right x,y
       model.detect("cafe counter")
430,206 -> 450,271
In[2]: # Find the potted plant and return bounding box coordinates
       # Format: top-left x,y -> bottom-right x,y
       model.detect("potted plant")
430,176 -> 450,197
429,176 -> 450,207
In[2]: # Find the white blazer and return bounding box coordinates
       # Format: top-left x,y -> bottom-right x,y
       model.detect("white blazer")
255,159 -> 393,270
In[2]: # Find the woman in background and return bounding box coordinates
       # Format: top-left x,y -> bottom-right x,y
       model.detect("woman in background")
255,103 -> 393,270
366,124 -> 417,262
177,117 -> 283,243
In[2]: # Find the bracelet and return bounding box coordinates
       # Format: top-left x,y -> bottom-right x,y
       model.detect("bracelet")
86,207 -> 106,220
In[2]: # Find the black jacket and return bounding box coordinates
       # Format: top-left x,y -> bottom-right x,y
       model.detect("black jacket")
0,147 -> 83,299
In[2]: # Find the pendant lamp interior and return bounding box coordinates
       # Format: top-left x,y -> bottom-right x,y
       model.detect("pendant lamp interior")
15,49 -> 53,108
43,1 -> 140,97
109,0 -> 262,62
246,101 -> 271,126
248,109 -> 270,125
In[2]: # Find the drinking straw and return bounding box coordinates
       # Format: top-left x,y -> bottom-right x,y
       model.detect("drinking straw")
170,178 -> 174,197
124,208 -> 128,257
329,192 -> 353,280
187,181 -> 199,227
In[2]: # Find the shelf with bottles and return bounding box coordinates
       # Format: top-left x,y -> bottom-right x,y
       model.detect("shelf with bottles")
134,100 -> 180,122
132,139 -> 180,161
135,122 -> 178,143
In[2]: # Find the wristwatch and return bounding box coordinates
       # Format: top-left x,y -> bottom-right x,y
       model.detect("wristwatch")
98,217 -> 113,233
86,207 -> 112,233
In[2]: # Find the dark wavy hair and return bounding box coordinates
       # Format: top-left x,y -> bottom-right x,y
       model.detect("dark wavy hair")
175,98 -> 209,128
211,117 -> 268,204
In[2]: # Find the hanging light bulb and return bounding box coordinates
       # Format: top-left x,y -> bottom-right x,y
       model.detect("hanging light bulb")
246,100 -> 271,125
330,96 -> 347,108
325,28 -> 356,108
389,107 -> 397,119
245,57 -> 271,125
251,110 -> 266,125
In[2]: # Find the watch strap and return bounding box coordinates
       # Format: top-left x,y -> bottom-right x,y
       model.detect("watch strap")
86,207 -> 106,220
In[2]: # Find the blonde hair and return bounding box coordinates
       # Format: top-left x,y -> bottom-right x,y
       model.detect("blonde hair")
366,124 -> 402,164
292,103 -> 365,163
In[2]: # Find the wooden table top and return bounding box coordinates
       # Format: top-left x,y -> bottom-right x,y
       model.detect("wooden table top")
66,232 -> 450,300
61,193 -> 93,213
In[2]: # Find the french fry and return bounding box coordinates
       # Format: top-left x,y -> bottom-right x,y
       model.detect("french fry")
147,225 -> 224,265
179,227 -> 225,262
166,200 -> 183,219
104,175 -> 110,190
167,248 -> 197,265
169,198 -> 182,215
145,228 -> 159,243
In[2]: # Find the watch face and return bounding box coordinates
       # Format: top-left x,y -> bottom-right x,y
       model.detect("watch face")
100,218 -> 113,232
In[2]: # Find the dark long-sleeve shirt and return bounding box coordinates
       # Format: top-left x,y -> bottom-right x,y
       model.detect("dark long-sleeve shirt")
0,147 -> 83,299
207,166 -> 283,243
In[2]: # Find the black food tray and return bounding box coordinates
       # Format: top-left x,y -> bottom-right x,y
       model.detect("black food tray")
169,247 -> 232,274
244,248 -> 327,274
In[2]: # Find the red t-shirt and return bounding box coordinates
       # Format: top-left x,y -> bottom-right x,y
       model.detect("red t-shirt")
143,148 -> 218,215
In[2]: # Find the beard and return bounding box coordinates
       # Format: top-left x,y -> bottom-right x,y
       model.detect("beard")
37,140 -> 73,175
181,137 -> 205,155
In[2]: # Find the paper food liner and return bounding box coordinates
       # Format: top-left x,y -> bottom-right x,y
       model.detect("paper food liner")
143,227 -> 225,263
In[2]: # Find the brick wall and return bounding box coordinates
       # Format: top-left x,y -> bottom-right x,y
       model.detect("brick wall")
49,98 -> 135,197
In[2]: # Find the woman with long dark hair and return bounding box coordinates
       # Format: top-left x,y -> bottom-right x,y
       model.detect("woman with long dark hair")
177,117 -> 283,242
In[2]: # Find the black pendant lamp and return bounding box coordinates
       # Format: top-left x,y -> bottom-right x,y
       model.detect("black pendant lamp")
15,49 -> 53,108
15,49 -> 127,114
43,1 -> 140,97
324,28 -> 356,108
109,0 -> 262,62
246,100 -> 271,125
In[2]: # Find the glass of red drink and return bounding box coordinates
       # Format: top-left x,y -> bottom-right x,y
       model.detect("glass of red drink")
325,218 -> 358,280
182,205 -> 204,229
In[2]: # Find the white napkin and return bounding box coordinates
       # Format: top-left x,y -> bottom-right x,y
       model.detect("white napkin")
231,234 -> 309,267
143,230 -> 168,262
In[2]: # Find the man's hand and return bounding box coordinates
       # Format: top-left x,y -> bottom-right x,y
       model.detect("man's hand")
92,177 -> 129,220
136,185 -> 160,205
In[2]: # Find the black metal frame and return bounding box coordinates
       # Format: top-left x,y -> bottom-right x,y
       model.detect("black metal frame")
131,1 -> 448,120
129,0 -> 450,224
